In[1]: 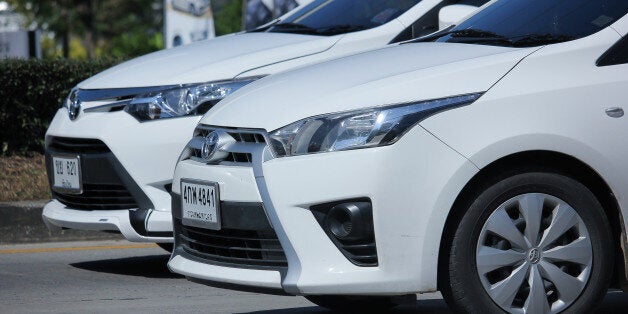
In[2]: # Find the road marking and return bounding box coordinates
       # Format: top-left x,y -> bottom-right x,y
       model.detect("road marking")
0,243 -> 158,254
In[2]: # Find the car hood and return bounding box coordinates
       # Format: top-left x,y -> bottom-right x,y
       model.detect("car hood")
201,42 -> 538,131
78,32 -> 341,89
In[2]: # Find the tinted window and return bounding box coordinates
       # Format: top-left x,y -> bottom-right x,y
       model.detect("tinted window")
598,36 -> 628,66
268,0 -> 421,36
438,0 -> 628,47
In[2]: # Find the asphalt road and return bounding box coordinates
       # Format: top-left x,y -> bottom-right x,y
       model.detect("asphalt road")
1,240 -> 626,314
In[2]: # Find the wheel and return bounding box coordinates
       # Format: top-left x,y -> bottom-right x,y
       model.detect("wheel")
441,172 -> 613,314
305,295 -> 399,313
156,243 -> 173,253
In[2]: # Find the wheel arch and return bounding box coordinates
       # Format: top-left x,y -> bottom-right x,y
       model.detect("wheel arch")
437,150 -> 628,291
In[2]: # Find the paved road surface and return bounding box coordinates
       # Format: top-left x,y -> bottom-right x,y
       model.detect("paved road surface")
1,240 -> 626,313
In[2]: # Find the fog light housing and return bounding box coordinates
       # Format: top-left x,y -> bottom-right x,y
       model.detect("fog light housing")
325,202 -> 373,241
311,199 -> 377,267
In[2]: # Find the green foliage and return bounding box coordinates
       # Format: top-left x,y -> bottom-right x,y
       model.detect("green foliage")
7,0 -> 163,59
101,31 -> 163,59
214,0 -> 243,36
0,59 -> 121,155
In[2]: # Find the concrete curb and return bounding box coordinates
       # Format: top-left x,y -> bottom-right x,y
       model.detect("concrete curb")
0,200 -> 122,244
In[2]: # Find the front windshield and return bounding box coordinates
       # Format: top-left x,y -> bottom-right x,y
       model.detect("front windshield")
267,0 -> 421,36
438,0 -> 628,47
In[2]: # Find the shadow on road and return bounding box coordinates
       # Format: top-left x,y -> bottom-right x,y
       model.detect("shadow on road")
238,292 -> 628,314
238,299 -> 452,314
70,254 -> 182,279
237,307 -> 327,314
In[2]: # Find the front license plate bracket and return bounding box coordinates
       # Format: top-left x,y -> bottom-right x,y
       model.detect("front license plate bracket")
181,179 -> 221,230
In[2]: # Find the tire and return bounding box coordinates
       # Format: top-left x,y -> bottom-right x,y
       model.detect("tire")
305,295 -> 399,313
441,172 -> 613,314
156,243 -> 173,253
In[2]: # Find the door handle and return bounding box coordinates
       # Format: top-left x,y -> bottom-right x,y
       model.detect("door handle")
606,107 -> 624,118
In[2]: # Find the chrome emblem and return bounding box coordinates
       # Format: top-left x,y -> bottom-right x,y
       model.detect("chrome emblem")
201,131 -> 220,160
527,248 -> 541,264
68,91 -> 81,120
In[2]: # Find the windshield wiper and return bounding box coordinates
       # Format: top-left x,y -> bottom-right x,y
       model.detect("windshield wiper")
270,23 -> 368,36
270,22 -> 320,35
316,24 -> 368,35
510,33 -> 577,47
409,27 -> 512,45
446,29 -> 514,46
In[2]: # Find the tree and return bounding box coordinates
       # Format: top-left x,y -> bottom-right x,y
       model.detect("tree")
213,0 -> 243,36
7,0 -> 163,59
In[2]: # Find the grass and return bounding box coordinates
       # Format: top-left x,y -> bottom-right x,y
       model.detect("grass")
0,154 -> 50,202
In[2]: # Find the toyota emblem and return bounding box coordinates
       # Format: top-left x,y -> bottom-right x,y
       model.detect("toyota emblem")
201,131 -> 220,160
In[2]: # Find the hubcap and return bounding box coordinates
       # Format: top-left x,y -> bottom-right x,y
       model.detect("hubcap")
476,193 -> 592,314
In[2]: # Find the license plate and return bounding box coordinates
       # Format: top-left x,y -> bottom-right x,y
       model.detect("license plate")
52,155 -> 82,194
181,180 -> 221,230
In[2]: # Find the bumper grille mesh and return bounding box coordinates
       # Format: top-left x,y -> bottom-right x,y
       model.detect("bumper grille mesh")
48,137 -> 109,154
176,218 -> 288,268
53,184 -> 137,210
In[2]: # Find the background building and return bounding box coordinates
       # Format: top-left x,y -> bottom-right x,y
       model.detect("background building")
244,0 -> 310,30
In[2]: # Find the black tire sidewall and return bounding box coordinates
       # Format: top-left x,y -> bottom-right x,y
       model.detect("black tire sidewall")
446,172 -> 613,314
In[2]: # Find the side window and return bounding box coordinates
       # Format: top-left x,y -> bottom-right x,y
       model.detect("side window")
389,0 -> 490,43
597,35 -> 628,66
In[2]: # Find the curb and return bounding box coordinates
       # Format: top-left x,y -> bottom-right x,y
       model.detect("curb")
0,200 -> 122,245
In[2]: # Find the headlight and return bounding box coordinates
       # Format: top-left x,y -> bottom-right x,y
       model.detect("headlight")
124,78 -> 260,121
63,89 -> 77,110
269,93 -> 483,157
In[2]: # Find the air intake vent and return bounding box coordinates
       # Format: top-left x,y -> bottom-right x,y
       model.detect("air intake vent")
48,137 -> 109,154
173,199 -> 287,270
178,220 -> 287,268
53,184 -> 138,210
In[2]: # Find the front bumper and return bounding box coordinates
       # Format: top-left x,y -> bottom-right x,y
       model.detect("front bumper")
44,108 -> 201,241
42,199 -> 172,242
168,125 -> 479,295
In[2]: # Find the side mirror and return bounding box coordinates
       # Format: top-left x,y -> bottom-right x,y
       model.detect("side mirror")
439,5 -> 479,30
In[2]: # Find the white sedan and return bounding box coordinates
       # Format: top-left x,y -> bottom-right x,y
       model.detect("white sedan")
42,0 -> 483,249
169,0 -> 628,312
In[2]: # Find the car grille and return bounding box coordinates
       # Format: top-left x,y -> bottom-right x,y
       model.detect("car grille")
52,184 -> 137,210
48,136 -> 109,154
182,126 -> 267,166
47,137 -> 139,210
173,199 -> 288,269
177,219 -> 288,268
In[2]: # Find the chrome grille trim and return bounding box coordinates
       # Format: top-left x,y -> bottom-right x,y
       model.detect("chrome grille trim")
182,125 -> 269,166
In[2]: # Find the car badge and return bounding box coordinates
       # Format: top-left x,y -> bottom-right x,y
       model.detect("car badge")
201,131 -> 220,160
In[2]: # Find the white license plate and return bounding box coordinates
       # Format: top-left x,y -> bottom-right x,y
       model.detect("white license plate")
52,155 -> 82,194
181,180 -> 221,230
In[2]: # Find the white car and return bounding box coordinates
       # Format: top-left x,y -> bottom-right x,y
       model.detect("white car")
169,0 -> 628,312
171,0 -> 210,17
172,0 -> 210,16
42,0 -> 485,250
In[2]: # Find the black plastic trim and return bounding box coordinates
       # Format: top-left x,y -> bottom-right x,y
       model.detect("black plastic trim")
597,35 -> 628,67
186,274 -> 290,296
310,198 -> 379,267
172,193 -> 288,270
